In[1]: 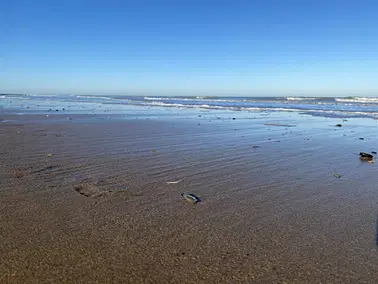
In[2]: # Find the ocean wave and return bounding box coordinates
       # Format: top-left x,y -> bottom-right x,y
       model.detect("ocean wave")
335,97 -> 378,103
76,95 -> 113,100
286,97 -> 316,101
145,101 -> 229,110
143,97 -> 166,100
143,96 -> 249,103
139,101 -> 378,117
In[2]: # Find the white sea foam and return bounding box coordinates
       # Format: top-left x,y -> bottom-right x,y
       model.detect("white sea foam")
286,97 -> 316,101
335,97 -> 378,103
76,95 -> 113,100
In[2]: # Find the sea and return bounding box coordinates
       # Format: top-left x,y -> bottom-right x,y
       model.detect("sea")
1,94 -> 378,119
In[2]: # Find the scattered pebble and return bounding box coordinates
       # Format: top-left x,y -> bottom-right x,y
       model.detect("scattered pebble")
360,152 -> 374,164
335,124 -> 342,127
372,151 -> 377,154
360,152 -> 373,159
181,193 -> 201,204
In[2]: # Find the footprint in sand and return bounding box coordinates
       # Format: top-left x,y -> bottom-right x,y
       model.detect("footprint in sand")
73,183 -> 110,198
73,181 -> 128,198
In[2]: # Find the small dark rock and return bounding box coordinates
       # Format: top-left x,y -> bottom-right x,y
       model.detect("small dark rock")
232,118 -> 236,120
359,138 -> 364,140
335,124 -> 342,127
55,109 -> 59,112
372,151 -> 377,154
360,152 -> 374,159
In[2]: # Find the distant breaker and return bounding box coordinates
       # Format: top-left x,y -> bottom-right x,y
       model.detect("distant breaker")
335,97 -> 378,103
286,97 -> 316,101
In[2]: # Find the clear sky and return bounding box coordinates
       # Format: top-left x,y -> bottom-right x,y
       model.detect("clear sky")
2,0 -> 378,96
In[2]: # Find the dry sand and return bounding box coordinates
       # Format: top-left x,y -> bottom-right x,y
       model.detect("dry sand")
1,113 -> 378,283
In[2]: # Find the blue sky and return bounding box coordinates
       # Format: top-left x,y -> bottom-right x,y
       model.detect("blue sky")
2,0 -> 378,96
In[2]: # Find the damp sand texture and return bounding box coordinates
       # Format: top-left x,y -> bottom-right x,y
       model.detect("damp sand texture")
1,114 -> 378,283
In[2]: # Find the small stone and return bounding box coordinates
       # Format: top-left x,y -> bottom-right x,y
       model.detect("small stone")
335,124 -> 342,127
181,193 -> 201,204
360,152 -> 373,159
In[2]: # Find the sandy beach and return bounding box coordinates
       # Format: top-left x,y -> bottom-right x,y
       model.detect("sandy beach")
1,111 -> 378,283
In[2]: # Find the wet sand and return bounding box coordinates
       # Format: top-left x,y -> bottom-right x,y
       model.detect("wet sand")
1,112 -> 378,283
